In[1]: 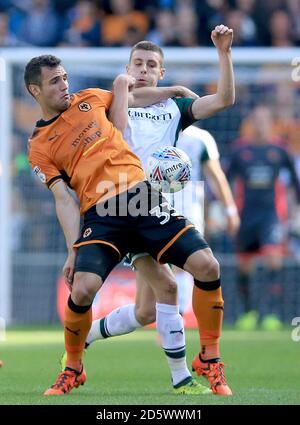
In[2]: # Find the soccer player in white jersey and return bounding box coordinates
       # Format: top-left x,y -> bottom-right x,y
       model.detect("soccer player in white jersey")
84,29 -> 236,395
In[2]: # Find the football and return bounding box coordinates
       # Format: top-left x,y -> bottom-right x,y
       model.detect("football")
146,146 -> 192,193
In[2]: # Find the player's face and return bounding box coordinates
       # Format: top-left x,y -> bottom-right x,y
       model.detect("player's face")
127,50 -> 165,88
38,66 -> 70,113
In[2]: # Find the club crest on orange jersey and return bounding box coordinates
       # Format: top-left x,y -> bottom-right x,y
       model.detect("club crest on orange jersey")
78,102 -> 91,112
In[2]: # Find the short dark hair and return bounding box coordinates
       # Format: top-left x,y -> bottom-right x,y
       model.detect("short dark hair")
129,41 -> 164,65
24,55 -> 61,95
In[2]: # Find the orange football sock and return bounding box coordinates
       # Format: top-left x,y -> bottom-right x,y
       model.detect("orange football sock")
64,296 -> 92,371
192,279 -> 224,361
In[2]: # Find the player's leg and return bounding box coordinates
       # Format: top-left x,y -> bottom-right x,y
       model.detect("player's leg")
86,257 -> 155,345
173,266 -> 193,315
127,184 -> 210,393
134,265 -> 157,325
159,227 -> 232,395
84,253 -> 210,394
45,243 -> 119,396
88,249 -> 211,394
133,255 -> 210,394
136,183 -> 229,394
184,249 -> 224,361
86,252 -> 184,344
86,261 -> 191,343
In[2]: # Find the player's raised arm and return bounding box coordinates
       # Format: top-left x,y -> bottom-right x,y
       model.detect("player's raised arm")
110,74 -> 199,133
51,180 -> 81,288
192,25 -> 235,120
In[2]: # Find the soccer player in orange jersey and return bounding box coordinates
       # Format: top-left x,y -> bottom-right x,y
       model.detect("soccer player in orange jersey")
26,57 -> 210,396
85,34 -> 237,396
26,25 -> 234,396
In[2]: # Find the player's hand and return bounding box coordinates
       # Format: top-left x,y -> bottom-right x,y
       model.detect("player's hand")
175,86 -> 199,99
113,74 -> 136,92
211,25 -> 233,52
63,249 -> 77,291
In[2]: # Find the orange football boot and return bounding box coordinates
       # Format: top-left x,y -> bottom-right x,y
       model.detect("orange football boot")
44,367 -> 86,396
192,355 -> 232,396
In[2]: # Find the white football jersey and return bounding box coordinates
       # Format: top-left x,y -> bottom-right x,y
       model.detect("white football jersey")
124,97 -> 195,169
124,99 -> 220,233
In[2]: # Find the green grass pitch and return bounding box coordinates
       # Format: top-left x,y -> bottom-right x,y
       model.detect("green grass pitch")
0,328 -> 299,405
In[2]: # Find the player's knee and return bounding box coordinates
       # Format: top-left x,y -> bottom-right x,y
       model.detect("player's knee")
196,256 -> 220,281
205,256 -> 220,280
135,305 -> 156,326
72,285 -> 95,305
211,256 -> 220,277
72,273 -> 102,305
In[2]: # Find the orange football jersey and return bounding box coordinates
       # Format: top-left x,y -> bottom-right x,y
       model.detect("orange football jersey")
28,88 -> 145,214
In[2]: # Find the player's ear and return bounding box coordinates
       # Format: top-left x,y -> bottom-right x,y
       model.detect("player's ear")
159,67 -> 166,80
29,84 -> 40,98
126,64 -> 130,73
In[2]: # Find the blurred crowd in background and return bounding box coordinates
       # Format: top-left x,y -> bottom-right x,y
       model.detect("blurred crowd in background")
1,0 -> 300,48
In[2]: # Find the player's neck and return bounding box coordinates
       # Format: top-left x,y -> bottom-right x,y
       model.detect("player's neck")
41,106 -> 63,122
41,111 -> 60,121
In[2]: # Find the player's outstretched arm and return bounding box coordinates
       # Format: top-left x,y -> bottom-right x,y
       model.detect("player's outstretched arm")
192,25 -> 235,120
129,85 -> 199,107
51,180 -> 81,289
110,73 -> 199,133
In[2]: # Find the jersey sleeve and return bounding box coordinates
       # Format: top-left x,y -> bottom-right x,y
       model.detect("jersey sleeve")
84,88 -> 113,111
28,145 -> 62,189
172,97 -> 197,130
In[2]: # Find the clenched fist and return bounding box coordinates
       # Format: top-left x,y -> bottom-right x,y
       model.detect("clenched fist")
211,25 -> 233,52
